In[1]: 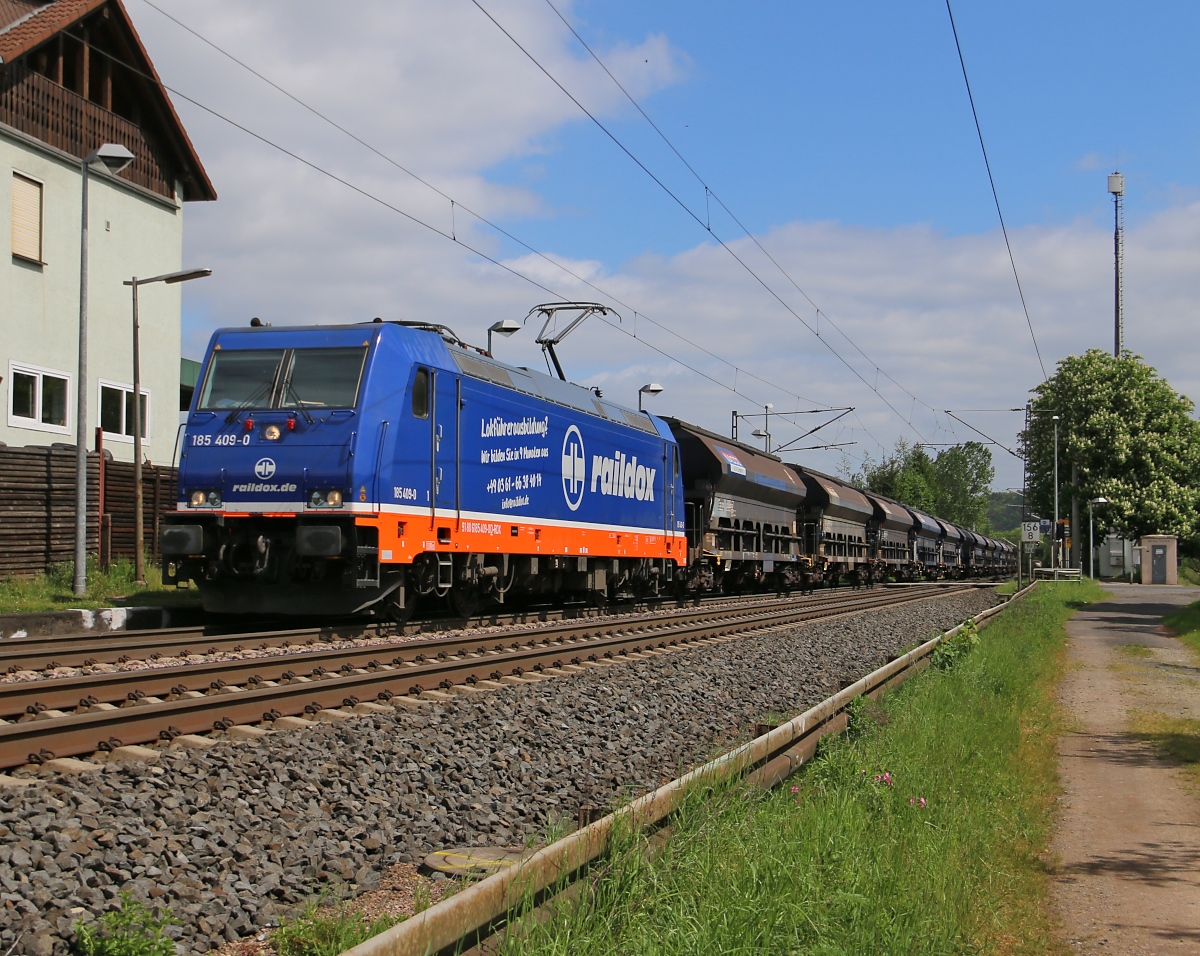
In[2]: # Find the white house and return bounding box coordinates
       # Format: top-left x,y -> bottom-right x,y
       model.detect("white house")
0,0 -> 214,465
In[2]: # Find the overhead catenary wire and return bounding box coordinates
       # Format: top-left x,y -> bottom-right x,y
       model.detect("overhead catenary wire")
541,0 -> 943,423
469,0 -> 932,445
76,17 -> 849,449
132,0 -> 834,416
944,0 -> 1048,381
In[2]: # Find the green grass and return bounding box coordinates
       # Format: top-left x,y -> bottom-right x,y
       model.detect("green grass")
1164,600 -> 1200,657
1118,643 -> 1153,658
271,900 -> 403,956
0,557 -> 199,614
501,580 -> 1106,956
995,578 -> 1020,596
1178,557 -> 1200,588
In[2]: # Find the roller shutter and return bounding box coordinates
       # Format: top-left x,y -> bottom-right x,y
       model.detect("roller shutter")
11,174 -> 42,262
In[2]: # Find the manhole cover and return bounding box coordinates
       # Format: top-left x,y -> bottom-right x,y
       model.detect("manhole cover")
423,846 -> 534,878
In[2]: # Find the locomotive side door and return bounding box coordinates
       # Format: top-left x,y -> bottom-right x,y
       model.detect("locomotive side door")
432,370 -> 459,517
402,366 -> 434,527
664,443 -> 678,540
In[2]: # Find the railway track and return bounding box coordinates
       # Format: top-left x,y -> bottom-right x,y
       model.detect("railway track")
0,583 -> 976,770
0,581 -> 992,673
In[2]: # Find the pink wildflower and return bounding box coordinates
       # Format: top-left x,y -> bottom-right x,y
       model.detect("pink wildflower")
790,786 -> 800,795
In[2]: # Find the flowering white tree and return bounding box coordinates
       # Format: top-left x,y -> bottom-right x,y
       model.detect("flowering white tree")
1022,350 -> 1200,543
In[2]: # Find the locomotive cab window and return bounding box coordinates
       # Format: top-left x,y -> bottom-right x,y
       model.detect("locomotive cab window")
411,367 -> 430,419
280,348 -> 367,409
199,346 -> 367,410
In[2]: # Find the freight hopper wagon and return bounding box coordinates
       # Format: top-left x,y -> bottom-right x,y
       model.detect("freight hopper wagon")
962,530 -> 989,576
937,520 -> 965,578
161,321 -> 687,618
864,493 -> 918,581
664,419 -> 811,594
788,467 -> 876,588
907,507 -> 944,579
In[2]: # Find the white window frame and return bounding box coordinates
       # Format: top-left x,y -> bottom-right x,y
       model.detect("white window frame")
7,360 -> 71,434
98,379 -> 151,445
11,171 -> 45,265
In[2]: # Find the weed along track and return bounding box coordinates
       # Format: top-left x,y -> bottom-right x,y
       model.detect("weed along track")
0,588 -> 1001,954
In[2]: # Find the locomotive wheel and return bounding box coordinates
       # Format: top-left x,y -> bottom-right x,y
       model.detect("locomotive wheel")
386,588 -> 417,625
448,584 -> 480,619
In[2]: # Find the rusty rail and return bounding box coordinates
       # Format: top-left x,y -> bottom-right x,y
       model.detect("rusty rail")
339,582 -> 1034,956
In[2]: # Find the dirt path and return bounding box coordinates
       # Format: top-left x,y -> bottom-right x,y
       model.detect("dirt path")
1050,583 -> 1200,954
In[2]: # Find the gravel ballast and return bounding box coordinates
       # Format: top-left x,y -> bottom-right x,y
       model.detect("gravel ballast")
0,589 -> 1000,954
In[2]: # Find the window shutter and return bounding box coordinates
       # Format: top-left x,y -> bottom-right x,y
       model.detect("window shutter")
11,174 -> 42,262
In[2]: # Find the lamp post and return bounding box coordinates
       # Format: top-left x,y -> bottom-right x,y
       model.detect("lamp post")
123,269 -> 212,584
74,144 -> 135,597
1088,497 -> 1108,579
1052,415 -> 1060,569
638,382 -> 663,412
487,319 -> 520,356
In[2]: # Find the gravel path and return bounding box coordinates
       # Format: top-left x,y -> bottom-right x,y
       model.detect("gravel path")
0,589 -> 999,954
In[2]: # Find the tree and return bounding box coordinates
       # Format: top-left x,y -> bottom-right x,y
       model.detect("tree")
845,439 -> 994,529
1021,350 -> 1200,542
932,442 -> 994,530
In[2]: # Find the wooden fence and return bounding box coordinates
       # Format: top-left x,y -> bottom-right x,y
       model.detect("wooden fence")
0,445 -> 178,577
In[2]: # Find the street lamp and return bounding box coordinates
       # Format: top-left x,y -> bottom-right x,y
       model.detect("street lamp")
74,143 -> 136,597
487,319 -> 520,356
1089,497 -> 1109,579
1052,415 -> 1060,569
123,268 -> 212,584
638,382 -> 663,412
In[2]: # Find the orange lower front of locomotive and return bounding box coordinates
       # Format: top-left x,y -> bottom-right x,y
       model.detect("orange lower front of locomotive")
361,509 -> 686,566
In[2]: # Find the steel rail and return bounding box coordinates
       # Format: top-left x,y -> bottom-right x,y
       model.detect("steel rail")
0,585 -> 938,672
340,582 -> 1035,956
0,588 -> 942,718
0,585 -> 968,769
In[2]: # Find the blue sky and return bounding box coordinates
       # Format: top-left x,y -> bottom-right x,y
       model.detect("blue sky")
134,0 -> 1200,492
482,0 -> 1199,259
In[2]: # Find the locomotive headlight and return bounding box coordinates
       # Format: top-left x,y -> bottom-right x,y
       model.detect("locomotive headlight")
189,490 -> 206,507
325,489 -> 343,507
189,490 -> 222,508
263,424 -> 282,441
309,490 -> 325,508
307,489 -> 344,509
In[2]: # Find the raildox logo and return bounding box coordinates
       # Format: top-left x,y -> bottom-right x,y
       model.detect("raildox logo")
561,426 -> 586,511
254,458 -> 277,480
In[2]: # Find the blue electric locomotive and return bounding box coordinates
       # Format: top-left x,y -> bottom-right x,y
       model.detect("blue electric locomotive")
161,319 -> 687,617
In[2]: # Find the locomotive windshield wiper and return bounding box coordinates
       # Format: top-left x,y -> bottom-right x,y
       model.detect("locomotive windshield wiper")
280,379 -> 316,424
224,379 -> 275,424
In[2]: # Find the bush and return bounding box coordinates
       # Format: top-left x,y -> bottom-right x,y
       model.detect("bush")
74,893 -> 176,956
930,619 -> 979,671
